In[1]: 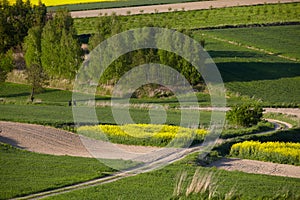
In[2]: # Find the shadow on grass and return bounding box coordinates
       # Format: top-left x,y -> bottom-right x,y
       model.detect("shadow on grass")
217,62 -> 300,82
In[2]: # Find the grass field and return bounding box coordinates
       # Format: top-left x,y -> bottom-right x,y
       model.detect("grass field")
0,103 -> 214,128
74,3 -> 300,34
0,143 -> 115,199
43,155 -> 300,200
193,25 -> 300,106
203,25 -> 300,60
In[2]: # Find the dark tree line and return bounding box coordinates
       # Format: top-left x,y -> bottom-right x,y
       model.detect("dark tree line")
0,0 -> 46,85
88,14 -> 203,88
0,0 -> 47,53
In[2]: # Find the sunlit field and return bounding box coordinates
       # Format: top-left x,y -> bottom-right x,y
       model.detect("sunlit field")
9,0 -> 116,6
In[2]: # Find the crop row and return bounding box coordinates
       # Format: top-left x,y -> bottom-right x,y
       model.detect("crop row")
230,141 -> 300,165
77,124 -> 207,147
75,3 -> 300,34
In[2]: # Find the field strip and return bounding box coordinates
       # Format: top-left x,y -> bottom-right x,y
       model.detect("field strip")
204,34 -> 300,62
209,157 -> 300,179
70,0 -> 300,18
11,172 -> 134,200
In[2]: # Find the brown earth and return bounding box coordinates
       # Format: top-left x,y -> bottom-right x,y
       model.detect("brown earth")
209,158 -> 300,179
71,0 -> 299,18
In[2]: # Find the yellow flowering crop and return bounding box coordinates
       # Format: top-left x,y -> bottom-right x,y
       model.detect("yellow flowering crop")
78,124 -> 208,147
9,0 -> 116,6
230,141 -> 300,165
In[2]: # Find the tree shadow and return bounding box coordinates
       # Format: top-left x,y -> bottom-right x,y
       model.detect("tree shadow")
0,135 -> 23,149
0,92 -> 30,98
217,62 -> 300,82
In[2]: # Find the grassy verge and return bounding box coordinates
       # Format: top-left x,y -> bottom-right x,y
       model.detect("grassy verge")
221,121 -> 274,139
264,112 -> 300,127
74,3 -> 300,34
0,143 -> 115,199
44,154 -> 300,200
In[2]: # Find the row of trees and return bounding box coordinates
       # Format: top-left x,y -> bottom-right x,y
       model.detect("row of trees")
88,14 -> 202,87
24,9 -> 82,100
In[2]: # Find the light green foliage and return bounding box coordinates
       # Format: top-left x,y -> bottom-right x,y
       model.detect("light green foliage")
41,9 -> 81,79
0,49 -> 14,82
226,104 -> 263,127
24,26 -> 48,99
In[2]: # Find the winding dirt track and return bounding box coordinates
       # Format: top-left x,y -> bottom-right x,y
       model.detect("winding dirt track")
1,108 -> 299,200
1,108 -> 299,178
71,0 -> 300,18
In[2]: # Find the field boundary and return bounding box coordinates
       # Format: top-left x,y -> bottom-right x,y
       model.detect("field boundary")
204,34 -> 300,62
70,0 -> 300,18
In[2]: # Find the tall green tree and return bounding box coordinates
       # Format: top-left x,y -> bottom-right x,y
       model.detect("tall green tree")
41,9 -> 81,79
24,26 -> 48,101
0,49 -> 14,83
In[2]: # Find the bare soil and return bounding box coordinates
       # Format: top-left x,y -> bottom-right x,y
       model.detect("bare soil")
0,121 -> 159,161
71,0 -> 299,18
209,158 -> 300,179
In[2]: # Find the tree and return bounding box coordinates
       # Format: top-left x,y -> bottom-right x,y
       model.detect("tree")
24,26 -> 42,67
0,49 -> 14,82
226,104 -> 263,127
26,63 -> 48,101
24,26 -> 48,101
0,0 -> 46,53
41,9 -> 81,79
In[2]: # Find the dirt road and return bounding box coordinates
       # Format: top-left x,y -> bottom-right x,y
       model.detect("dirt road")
71,0 -> 299,18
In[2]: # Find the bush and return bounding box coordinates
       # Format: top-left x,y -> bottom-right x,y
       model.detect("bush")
226,104 -> 263,127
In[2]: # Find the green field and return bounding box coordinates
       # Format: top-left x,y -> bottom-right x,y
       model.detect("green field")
203,25 -> 300,60
48,0 -> 208,12
43,155 -> 300,200
0,103 -> 214,128
1,2 -> 300,199
0,143 -> 115,199
193,25 -> 300,106
74,3 -> 300,34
